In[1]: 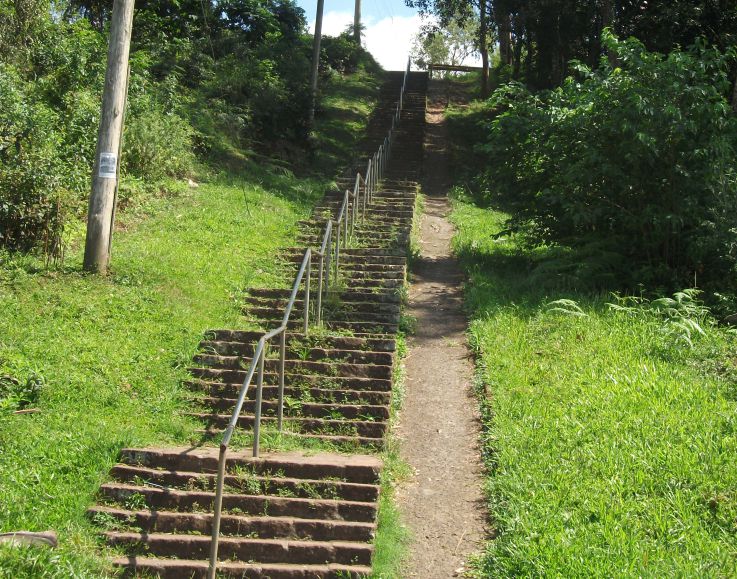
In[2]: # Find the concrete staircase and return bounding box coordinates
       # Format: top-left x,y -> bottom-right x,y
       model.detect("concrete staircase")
89,70 -> 428,578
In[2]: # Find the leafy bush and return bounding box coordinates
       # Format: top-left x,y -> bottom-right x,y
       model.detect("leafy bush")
321,32 -> 381,76
0,65 -> 66,254
0,351 -> 44,413
123,106 -> 194,180
465,34 -> 737,292
0,0 -> 372,256
321,33 -> 364,74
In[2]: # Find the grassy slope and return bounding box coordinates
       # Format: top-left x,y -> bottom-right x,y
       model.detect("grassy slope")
0,70 -> 380,577
451,197 -> 737,577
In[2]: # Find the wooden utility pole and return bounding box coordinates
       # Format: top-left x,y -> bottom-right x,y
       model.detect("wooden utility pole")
308,0 -> 325,125
353,0 -> 361,44
479,0 -> 490,98
83,0 -> 135,274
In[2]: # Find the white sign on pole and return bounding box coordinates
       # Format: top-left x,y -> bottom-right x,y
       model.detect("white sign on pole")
98,152 -> 118,179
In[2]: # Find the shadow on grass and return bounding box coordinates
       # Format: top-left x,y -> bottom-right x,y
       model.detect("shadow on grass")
311,70 -> 385,177
454,235 -> 605,320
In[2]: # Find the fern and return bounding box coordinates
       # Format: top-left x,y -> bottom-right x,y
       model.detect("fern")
546,298 -> 588,318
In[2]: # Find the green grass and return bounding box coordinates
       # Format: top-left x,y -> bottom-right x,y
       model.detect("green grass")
372,332 -> 412,578
0,169 -> 321,577
451,193 -> 737,577
0,67 -> 383,576
311,69 -> 382,176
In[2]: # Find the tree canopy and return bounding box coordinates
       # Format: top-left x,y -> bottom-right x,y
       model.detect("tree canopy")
406,0 -> 737,89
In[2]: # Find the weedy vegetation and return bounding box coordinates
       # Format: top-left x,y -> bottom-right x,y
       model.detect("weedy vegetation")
450,192 -> 737,577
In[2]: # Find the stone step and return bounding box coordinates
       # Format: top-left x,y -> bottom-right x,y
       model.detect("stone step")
90,505 -> 376,542
198,397 -> 390,421
192,412 -> 388,439
192,355 -> 393,380
246,287 -> 402,304
187,381 -> 391,405
111,557 -> 371,578
103,464 -> 379,502
282,250 -> 407,272
118,448 -> 382,483
98,482 -> 378,521
247,318 -> 399,334
198,340 -> 394,364
242,306 -> 400,324
241,298 -> 400,317
205,329 -> 397,351
280,251 -> 407,266
187,368 -> 393,392
105,532 -> 374,566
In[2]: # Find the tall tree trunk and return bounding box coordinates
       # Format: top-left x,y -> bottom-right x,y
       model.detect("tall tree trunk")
513,33 -> 522,79
479,0 -> 490,97
602,0 -> 617,66
524,34 -> 533,84
497,8 -> 512,66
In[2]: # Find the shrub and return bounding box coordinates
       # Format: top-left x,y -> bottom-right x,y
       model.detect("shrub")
123,106 -> 195,180
0,65 -> 67,255
321,34 -> 362,74
466,34 -> 737,292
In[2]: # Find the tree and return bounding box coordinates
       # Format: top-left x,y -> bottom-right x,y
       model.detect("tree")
488,0 -> 737,90
411,19 -> 478,72
406,0 -> 492,95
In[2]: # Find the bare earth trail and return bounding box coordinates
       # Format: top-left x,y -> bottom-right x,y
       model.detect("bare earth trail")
397,81 -> 487,577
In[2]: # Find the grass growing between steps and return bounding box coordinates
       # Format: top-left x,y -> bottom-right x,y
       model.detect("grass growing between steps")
450,193 -> 737,577
372,332 -> 412,578
0,62 -> 386,575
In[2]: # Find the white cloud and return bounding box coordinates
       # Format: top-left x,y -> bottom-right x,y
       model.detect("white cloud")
309,11 -> 424,71
308,11 -> 483,70
308,10 -> 354,37
364,14 -> 425,70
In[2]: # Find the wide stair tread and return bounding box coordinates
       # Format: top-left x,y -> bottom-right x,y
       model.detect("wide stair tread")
111,557 -> 371,578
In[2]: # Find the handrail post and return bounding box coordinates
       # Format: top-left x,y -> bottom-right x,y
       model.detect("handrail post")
343,195 -> 349,246
207,444 -> 228,579
326,222 -> 332,288
354,188 -> 358,229
334,218 -> 340,282
303,255 -> 311,334
372,153 -> 377,201
316,251 -> 324,325
362,176 -> 367,219
253,349 -> 265,457
277,329 -> 286,430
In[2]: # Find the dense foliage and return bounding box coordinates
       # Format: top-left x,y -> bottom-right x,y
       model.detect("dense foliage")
490,0 -> 737,89
452,35 -> 737,292
407,0 -> 737,93
0,0 -> 373,256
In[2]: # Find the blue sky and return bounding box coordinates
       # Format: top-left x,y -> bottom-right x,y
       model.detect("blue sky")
297,0 -> 426,70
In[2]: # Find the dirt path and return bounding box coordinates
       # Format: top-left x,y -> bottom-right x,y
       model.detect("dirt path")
396,81 -> 486,577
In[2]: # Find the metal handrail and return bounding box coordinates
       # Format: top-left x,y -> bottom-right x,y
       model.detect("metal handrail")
207,56 -> 413,579
321,56 -> 412,282
208,249 -> 311,578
